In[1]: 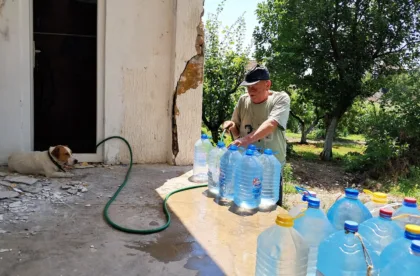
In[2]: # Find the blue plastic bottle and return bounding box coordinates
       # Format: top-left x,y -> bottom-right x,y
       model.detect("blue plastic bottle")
327,188 -> 372,230
393,197 -> 420,229
316,221 -> 379,276
207,141 -> 227,196
358,208 -> 403,256
192,134 -> 213,182
289,190 -> 317,217
218,145 -> 242,201
293,197 -> 335,276
258,148 -> 281,208
379,224 -> 420,269
380,240 -> 420,276
255,214 -> 309,276
233,149 -> 263,209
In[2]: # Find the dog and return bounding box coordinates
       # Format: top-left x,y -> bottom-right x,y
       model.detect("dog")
8,145 -> 78,178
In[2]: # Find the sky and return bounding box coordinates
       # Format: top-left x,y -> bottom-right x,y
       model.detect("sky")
203,0 -> 264,53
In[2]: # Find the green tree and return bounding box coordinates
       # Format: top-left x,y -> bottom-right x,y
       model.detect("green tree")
203,0 -> 250,143
254,0 -> 420,160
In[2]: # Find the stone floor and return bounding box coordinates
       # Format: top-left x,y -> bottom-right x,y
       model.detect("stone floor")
0,164 -> 286,276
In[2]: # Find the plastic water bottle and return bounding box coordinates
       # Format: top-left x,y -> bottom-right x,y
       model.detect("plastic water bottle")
255,214 -> 309,276
207,141 -> 227,196
316,221 -> 379,276
218,145 -> 242,201
380,240 -> 420,276
192,134 -> 213,182
393,197 -> 420,229
233,149 -> 263,209
363,189 -> 391,217
293,197 -> 335,276
239,144 -> 261,156
289,190 -> 317,217
327,188 -> 372,230
358,208 -> 403,256
379,224 -> 420,269
258,148 -> 281,208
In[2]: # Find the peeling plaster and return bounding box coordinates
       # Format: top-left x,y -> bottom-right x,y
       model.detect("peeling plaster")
171,9 -> 205,164
0,0 -> 5,17
0,24 -> 9,41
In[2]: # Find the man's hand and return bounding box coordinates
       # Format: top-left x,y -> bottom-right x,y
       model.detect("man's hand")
230,136 -> 251,148
223,121 -> 235,131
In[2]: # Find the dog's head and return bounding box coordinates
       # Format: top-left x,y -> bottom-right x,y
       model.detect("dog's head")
51,145 -> 78,165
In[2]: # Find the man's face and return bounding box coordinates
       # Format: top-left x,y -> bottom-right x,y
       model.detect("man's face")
247,80 -> 271,104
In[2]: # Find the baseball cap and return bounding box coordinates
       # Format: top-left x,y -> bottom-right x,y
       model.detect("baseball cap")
240,64 -> 270,86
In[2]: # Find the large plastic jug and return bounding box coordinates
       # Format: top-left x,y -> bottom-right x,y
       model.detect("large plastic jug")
255,214 -> 309,276
233,149 -> 263,209
363,189 -> 391,217
316,221 -> 379,276
393,197 -> 420,229
379,224 -> 420,269
358,208 -> 403,256
192,134 -> 213,182
218,145 -> 242,201
207,141 -> 227,196
293,197 -> 335,276
258,148 -> 281,209
327,188 -> 372,230
289,189 -> 317,217
380,240 -> 420,276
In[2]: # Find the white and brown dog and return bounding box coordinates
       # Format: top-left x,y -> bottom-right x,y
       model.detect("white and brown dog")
8,145 -> 78,178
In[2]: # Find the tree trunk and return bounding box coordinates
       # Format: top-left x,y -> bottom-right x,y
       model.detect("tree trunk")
300,123 -> 308,144
320,116 -> 339,161
210,128 -> 219,145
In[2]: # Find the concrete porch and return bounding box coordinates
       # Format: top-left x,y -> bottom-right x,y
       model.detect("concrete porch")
0,164 -> 285,276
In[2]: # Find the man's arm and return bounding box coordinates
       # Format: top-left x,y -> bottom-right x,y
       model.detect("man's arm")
231,119 -> 278,147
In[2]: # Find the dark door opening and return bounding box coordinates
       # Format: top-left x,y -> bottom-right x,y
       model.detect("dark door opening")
34,0 -> 97,153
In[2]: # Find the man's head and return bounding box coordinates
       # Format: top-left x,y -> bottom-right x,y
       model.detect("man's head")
240,65 -> 272,104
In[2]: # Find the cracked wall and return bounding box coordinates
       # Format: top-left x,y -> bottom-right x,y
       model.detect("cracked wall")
170,0 -> 205,165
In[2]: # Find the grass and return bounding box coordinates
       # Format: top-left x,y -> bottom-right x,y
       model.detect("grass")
291,142 -> 365,161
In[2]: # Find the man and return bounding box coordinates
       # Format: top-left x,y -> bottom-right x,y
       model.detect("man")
223,65 -> 290,206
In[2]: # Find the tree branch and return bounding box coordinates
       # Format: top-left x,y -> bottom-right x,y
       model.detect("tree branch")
374,40 -> 420,58
289,110 -> 305,125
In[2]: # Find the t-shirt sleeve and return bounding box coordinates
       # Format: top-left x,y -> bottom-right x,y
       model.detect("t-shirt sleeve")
231,97 -> 242,128
268,93 -> 291,130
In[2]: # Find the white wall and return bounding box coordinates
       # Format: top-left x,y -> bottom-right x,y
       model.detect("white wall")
0,0 -> 32,164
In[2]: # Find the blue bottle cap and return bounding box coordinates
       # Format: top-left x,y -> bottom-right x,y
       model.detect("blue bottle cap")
247,144 -> 257,150
229,145 -> 238,151
344,221 -> 358,232
307,197 -> 320,208
264,148 -> 273,155
201,134 -> 208,139
217,141 -> 225,148
245,149 -> 254,156
345,188 -> 359,197
411,240 -> 420,253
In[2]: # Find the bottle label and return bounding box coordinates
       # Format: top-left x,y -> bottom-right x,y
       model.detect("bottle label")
252,178 -> 262,199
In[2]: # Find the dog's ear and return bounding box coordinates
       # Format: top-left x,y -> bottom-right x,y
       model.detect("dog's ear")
51,146 -> 61,159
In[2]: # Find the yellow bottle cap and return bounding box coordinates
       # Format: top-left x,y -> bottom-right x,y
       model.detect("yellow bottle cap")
406,224 -> 420,234
275,214 -> 294,227
372,192 -> 388,204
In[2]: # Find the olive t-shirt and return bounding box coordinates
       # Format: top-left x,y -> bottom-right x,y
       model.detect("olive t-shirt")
231,91 -> 291,165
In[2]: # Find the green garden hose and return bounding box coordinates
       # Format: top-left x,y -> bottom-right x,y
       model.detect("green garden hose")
96,136 -> 207,234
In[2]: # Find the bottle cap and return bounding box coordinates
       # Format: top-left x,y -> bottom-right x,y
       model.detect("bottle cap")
229,145 -> 238,151
263,148 -> 273,155
245,149 -> 254,156
379,208 -> 393,218
307,197 -> 320,208
345,188 -> 359,197
217,141 -> 225,148
411,240 -> 420,253
201,134 -> 208,139
247,144 -> 257,150
372,192 -> 388,204
404,197 -> 417,204
344,221 -> 358,232
406,224 -> 420,235
275,214 -> 294,227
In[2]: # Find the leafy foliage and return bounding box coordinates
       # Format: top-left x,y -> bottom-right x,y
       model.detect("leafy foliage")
254,0 -> 420,160
202,0 -> 250,143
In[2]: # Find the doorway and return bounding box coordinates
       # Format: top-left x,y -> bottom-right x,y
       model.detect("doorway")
33,0 -> 98,153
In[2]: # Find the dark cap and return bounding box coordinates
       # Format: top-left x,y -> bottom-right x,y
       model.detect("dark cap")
240,64 -> 270,86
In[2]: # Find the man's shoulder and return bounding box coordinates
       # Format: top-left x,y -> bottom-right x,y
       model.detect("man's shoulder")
269,90 -> 290,103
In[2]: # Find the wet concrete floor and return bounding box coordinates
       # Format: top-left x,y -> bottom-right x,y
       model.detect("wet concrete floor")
0,164 -> 285,276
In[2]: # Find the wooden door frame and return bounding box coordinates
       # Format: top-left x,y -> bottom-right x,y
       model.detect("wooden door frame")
29,0 -> 105,162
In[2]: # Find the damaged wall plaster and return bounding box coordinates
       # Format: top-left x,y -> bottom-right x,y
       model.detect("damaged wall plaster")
171,10 -> 204,164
